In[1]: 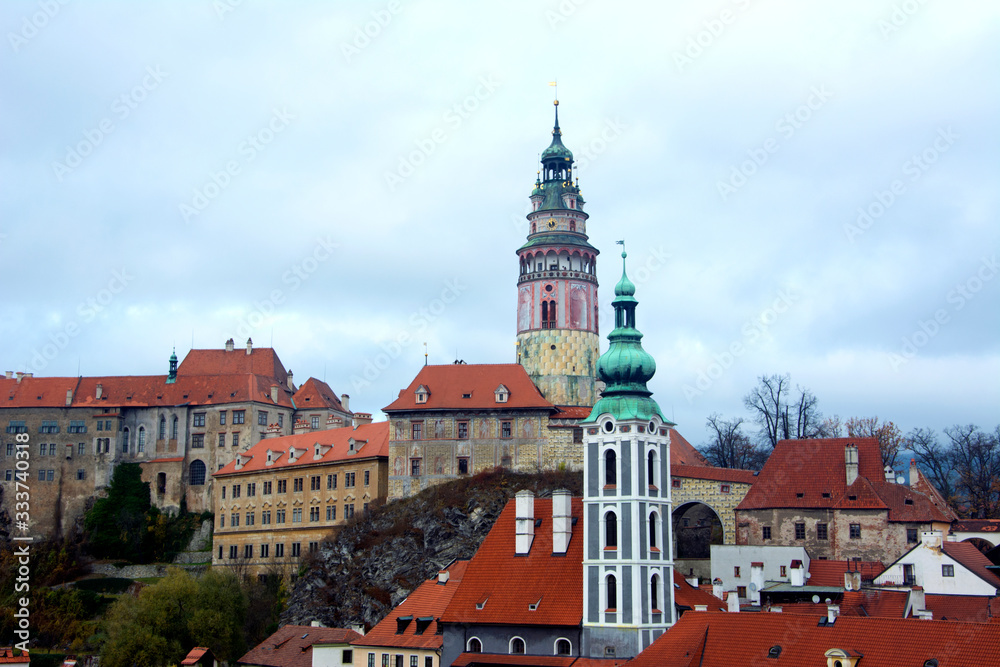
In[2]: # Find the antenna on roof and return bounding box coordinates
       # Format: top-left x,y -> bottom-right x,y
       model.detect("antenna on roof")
270,327 -> 273,348
424,342 -> 428,366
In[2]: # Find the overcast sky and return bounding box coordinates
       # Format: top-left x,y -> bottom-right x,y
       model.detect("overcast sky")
2,1 -> 997,455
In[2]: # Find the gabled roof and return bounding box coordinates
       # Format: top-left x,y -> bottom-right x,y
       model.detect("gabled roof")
356,560 -> 469,650
214,421 -> 389,477
925,594 -> 1000,621
293,378 -> 349,413
951,519 -> 1000,533
672,464 -> 756,485
673,571 -> 726,612
440,497 -> 582,627
942,541 -> 1000,589
0,376 -> 80,408
805,560 -> 885,587
384,364 -> 554,412
238,625 -> 361,667
0,649 -> 29,665
627,612 -> 1000,667
178,346 -> 289,385
181,647 -> 212,665
771,589 -> 907,618
667,430 -> 709,467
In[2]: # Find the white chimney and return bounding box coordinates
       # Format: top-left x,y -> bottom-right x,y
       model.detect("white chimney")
908,587 -> 926,617
694,605 -> 708,612
96,383 -> 103,399
66,389 -> 73,406
915,609 -> 934,620
727,591 -> 740,612
945,533 -> 958,542
225,338 -> 235,352
790,560 -> 805,587
4,371 -> 12,379
515,490 -> 535,555
844,571 -> 862,591
15,372 -> 23,383
341,393 -> 350,411
311,620 -> 322,627
350,623 -> 365,636
921,530 -> 943,549
909,459 -> 919,487
827,604 -> 840,623
712,578 -> 724,600
845,444 -> 858,486
246,337 -> 252,355
438,569 -> 450,584
770,606 -> 783,613
885,465 -> 895,482
271,385 -> 279,403
749,562 -> 764,605
686,576 -> 699,588
552,489 -> 572,555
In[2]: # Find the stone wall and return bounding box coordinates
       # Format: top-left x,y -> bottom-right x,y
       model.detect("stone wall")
670,476 -> 752,546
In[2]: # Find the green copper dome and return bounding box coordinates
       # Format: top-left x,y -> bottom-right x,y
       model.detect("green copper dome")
583,248 -> 671,424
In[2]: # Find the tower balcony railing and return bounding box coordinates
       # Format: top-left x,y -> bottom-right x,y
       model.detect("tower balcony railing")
518,269 -> 597,284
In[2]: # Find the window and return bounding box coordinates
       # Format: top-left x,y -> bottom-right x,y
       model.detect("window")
229,545 -> 238,559
171,416 -> 178,439
368,653 -> 376,667
409,656 -> 417,667
606,574 -> 617,610
605,511 -> 617,549
191,434 -> 204,449
395,656 -> 403,667
942,564 -> 955,577
278,413 -> 283,427
137,427 -> 145,452
40,420 -> 58,434
66,420 -> 85,434
500,421 -> 512,439
341,651 -> 352,665
291,542 -> 301,557
346,472 -> 356,487
39,443 -> 46,456
5,443 -> 12,456
364,470 -> 370,486
276,509 -> 286,523
573,427 -> 583,444
189,460 -> 206,486
510,638 -> 525,655
106,420 -> 113,431
218,545 -> 223,560
734,566 -> 741,577
457,421 -> 469,438
850,523 -> 861,539
604,449 -> 616,486
311,475 -> 320,491
246,511 -> 255,526
425,658 -> 432,667
292,508 -> 302,523
218,433 -> 225,447
762,525 -> 771,540
122,428 -> 130,453
817,523 -> 828,540
244,544 -> 253,559
411,422 -> 422,440
328,474 -> 337,489
672,478 -> 681,488
345,503 -> 354,519
193,413 -> 206,427
780,565 -> 787,577
795,523 -> 805,540
293,477 -> 303,492
737,585 -> 747,599
411,459 -> 421,477
311,415 -> 320,429
720,484 -> 731,494
232,484 -> 241,498
4,470 -> 11,481
232,433 -> 240,448
258,411 -> 268,426
310,541 -> 319,553
97,421 -> 103,432
275,543 -> 284,558
907,528 -> 918,543
231,513 -> 239,527
261,544 -> 269,558
327,505 -> 336,521
219,411 -> 226,425
467,638 -> 482,653
383,656 -> 391,667
77,442 -> 85,456
278,479 -> 287,493
458,458 -> 469,474
262,510 -> 271,524
310,507 -> 320,522
233,410 -> 245,424
76,469 -> 85,480
651,573 -> 660,611
648,451 -> 656,488
7,421 -> 27,434
222,486 -> 226,500
649,513 -> 659,550
556,639 -> 572,656
542,299 -> 557,328
263,480 -> 272,494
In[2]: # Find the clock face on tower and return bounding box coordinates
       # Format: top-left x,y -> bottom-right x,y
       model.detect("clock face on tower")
547,218 -> 556,229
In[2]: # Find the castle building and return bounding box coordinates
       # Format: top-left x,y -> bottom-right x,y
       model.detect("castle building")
516,100 -> 601,408
580,249 -> 676,657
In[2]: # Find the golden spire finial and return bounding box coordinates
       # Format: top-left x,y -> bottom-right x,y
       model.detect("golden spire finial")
549,80 -> 558,104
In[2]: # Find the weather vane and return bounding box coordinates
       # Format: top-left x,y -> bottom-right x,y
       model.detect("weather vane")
549,80 -> 558,103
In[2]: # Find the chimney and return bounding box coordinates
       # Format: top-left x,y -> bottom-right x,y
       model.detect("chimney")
727,591 -> 740,612
246,337 -> 252,355
845,443 -> 859,486
270,384 -> 280,403
350,623 -> 365,636
438,569 -> 450,584
712,578 -> 724,600
694,605 -> 708,612
225,338 -> 234,352
790,560 -> 805,587
515,490 -> 535,555
844,570 -> 861,591
826,604 -> 840,624
909,458 -> 919,487
96,383 -> 103,399
749,562 -> 764,605
353,412 -> 373,427
341,393 -> 350,411
65,389 -> 73,406
945,533 -> 958,542
885,465 -> 895,482
4,371 -> 12,379
15,372 -> 23,383
552,489 -> 572,554
921,530 -> 943,549
287,369 -> 294,390
908,586 -> 926,617
686,576 -> 699,588
310,620 -> 323,627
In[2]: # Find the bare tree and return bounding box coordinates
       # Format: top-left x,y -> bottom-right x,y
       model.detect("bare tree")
701,414 -> 766,470
743,374 -> 824,448
908,427 -> 955,505
846,416 -> 904,470
946,424 -> 1000,519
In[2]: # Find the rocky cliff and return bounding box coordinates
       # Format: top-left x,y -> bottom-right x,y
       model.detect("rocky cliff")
281,468 -> 583,629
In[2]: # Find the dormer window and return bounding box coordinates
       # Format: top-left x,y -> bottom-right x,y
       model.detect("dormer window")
415,385 -> 429,404
494,384 -> 510,404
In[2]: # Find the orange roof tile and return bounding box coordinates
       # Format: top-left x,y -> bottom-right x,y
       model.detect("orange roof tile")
215,422 -> 389,477
181,647 -> 211,665
925,594 -> 1000,622
178,346 -> 288,384
668,430 -> 709,467
0,648 -> 29,665
441,497 -> 582,627
551,406 -> 593,420
293,378 -> 348,413
0,376 -> 80,408
805,560 -> 885,587
672,464 -> 756,484
942,541 -> 1000,589
452,655 -> 579,667
628,612 -> 1000,667
238,625 -> 361,667
384,365 -> 554,412
357,560 -> 469,650
673,571 -> 726,612
952,519 -> 1000,533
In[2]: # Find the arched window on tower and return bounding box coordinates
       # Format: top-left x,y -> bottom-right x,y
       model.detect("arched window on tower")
542,300 -> 557,329
569,220 -> 576,231
606,574 -> 618,611
648,450 -> 657,488
605,510 -> 618,550
651,573 -> 661,612
158,416 -> 166,440
171,416 -> 178,440
604,449 -> 617,487
137,427 -> 145,453
649,512 -> 659,550
531,222 -> 536,234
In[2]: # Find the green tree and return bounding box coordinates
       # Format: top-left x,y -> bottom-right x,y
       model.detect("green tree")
84,463 -> 152,560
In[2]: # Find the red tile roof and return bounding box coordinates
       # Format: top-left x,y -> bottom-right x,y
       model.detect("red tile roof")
667,430 -> 709,467
215,421 -> 389,477
805,560 -> 885,587
552,406 -> 593,420
951,519 -> 1000,534
839,589 -> 909,618
452,655 -> 579,667
673,571 -> 726,612
942,541 -> 1000,589
0,649 -> 29,665
441,497 -> 582,627
925,594 -> 1000,622
238,625 -> 361,667
736,438 -> 954,522
0,376 -> 79,407
357,560 -> 469,650
627,612 -> 1000,667
181,647 -> 212,665
384,365 -> 554,412
178,347 -> 288,384
671,464 -> 756,485
293,378 -> 348,413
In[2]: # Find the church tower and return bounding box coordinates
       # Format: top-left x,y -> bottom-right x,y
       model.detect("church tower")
515,100 -> 601,407
580,247 -> 675,659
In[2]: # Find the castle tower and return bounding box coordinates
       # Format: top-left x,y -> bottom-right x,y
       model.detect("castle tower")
515,100 -> 601,407
580,247 -> 676,658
